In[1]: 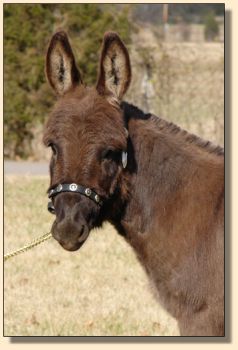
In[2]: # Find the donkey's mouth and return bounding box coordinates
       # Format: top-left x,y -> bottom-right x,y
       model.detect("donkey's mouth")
59,239 -> 86,252
51,222 -> 90,252
57,232 -> 89,251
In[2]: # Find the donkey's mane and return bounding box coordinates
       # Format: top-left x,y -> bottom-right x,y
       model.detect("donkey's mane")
122,102 -> 224,157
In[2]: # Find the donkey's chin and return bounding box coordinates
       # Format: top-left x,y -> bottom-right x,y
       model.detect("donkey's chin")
53,230 -> 90,252
52,220 -> 90,252
59,232 -> 90,251
59,239 -> 86,252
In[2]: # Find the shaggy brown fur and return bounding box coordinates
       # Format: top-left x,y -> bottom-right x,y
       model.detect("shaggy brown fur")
43,31 -> 224,336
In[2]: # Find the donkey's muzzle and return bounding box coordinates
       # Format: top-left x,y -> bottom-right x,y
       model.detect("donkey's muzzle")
52,217 -> 89,252
51,199 -> 90,251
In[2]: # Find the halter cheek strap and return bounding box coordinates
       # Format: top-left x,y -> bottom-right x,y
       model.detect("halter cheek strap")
47,183 -> 103,214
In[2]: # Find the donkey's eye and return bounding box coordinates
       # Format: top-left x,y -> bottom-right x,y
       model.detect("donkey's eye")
101,148 -> 121,178
101,148 -> 121,163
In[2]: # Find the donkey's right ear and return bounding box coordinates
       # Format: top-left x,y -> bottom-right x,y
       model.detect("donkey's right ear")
46,31 -> 82,96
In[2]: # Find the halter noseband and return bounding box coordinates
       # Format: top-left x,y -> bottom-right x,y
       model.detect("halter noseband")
47,151 -> 127,214
47,183 -> 103,214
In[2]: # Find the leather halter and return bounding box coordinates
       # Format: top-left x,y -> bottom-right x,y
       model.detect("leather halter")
47,151 -> 127,214
47,183 -> 103,214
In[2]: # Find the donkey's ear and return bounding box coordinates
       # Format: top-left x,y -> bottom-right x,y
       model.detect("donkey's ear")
46,31 -> 82,96
96,32 -> 131,102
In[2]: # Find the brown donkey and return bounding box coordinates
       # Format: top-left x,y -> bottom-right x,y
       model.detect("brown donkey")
43,31 -> 224,336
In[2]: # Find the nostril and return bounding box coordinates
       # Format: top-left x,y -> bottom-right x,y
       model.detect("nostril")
79,225 -> 85,237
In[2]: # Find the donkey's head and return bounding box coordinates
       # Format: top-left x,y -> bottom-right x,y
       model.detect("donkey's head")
43,31 -> 131,251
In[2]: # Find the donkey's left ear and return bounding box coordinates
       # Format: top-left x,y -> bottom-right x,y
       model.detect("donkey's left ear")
96,32 -> 131,102
46,31 -> 82,96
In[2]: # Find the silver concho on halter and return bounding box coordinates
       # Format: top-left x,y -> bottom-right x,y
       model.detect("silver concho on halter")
85,188 -> 92,196
49,189 -> 54,196
57,184 -> 63,192
94,194 -> 100,203
69,183 -> 78,191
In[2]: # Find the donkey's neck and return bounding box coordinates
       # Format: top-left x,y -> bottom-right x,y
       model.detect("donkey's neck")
111,102 -> 223,245
106,102 -> 223,319
120,112 -> 191,236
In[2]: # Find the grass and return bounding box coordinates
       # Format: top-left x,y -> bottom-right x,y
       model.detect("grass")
4,175 -> 179,336
127,40 -> 224,147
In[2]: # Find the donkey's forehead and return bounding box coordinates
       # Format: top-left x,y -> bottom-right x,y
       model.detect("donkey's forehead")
44,86 -> 126,147
53,87 -> 99,116
51,87 -> 121,120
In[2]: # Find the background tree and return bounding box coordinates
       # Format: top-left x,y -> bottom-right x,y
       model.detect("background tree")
4,3 -> 223,159
4,4 -> 55,157
204,11 -> 219,41
4,3 -> 132,158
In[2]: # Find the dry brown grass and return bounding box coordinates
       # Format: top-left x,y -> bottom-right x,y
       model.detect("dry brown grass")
127,36 -> 224,147
4,176 -> 179,336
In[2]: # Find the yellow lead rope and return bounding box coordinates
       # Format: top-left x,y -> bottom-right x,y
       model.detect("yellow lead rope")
4,232 -> 52,262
